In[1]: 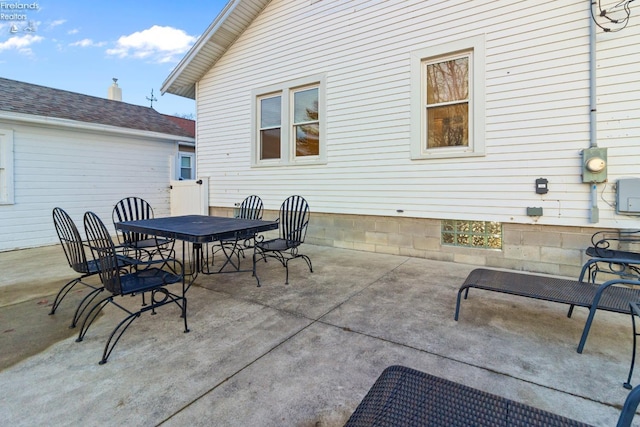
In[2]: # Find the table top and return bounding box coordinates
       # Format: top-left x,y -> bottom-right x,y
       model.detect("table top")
115,215 -> 279,243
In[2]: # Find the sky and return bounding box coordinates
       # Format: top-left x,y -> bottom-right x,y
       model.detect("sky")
0,0 -> 230,117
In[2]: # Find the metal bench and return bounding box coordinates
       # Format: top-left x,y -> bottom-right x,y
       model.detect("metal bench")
454,268 -> 640,353
344,365 -> 594,426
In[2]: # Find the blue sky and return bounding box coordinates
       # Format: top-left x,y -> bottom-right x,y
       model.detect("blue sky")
0,0 -> 229,117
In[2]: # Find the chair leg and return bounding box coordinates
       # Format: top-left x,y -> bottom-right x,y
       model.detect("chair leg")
100,292 -> 189,364
99,312 -> 141,364
76,295 -> 113,342
301,254 -> 313,273
283,254 -> 313,285
284,260 -> 290,285
50,277 -> 95,315
70,287 -> 104,328
252,251 -> 262,287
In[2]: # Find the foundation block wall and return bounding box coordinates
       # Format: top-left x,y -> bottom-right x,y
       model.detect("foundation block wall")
209,207 -> 603,278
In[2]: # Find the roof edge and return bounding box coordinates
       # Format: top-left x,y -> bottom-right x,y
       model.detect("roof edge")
0,110 -> 196,143
161,0 -> 242,98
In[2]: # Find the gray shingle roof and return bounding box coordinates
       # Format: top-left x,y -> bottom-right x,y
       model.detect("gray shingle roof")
0,77 -> 193,138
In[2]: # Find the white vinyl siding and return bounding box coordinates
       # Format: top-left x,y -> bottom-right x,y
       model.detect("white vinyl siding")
194,0 -> 640,229
0,122 -> 176,251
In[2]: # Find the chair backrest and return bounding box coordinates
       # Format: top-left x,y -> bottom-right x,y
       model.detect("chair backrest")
279,195 -> 310,247
52,207 -> 90,274
591,229 -> 640,258
237,195 -> 263,220
112,197 -> 155,245
84,211 -> 122,295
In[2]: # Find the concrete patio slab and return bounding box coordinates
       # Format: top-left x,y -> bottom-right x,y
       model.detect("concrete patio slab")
0,244 -> 637,426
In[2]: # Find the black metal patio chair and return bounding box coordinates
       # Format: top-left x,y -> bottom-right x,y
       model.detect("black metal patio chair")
50,207 -> 131,328
210,195 -> 264,270
77,211 -> 188,365
253,195 -> 313,286
112,196 -> 175,261
584,229 -> 640,283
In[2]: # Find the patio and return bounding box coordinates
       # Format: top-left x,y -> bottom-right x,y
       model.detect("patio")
0,243 -> 636,426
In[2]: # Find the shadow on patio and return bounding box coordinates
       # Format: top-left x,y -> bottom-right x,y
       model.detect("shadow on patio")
0,244 -> 637,426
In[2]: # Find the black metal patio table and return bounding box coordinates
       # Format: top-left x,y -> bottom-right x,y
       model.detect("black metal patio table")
115,215 -> 279,288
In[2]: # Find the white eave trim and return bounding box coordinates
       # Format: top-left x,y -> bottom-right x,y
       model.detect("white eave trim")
161,0 -> 242,98
0,111 -> 196,144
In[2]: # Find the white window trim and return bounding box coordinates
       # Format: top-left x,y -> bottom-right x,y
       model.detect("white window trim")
410,34 -> 486,160
0,129 -> 14,205
251,74 -> 327,167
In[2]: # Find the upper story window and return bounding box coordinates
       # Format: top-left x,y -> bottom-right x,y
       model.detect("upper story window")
252,74 -> 326,167
410,35 -> 485,159
0,129 -> 14,205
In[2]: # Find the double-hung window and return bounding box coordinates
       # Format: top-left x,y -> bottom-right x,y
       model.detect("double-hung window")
178,153 -> 194,180
411,35 -> 485,159
253,74 -> 326,166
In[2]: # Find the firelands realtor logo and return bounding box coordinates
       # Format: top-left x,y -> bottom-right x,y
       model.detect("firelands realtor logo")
1,2 -> 39,33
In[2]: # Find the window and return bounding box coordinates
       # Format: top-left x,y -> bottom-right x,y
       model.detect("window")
178,153 -> 194,180
0,129 -> 14,204
252,74 -> 326,166
426,56 -> 469,149
411,35 -> 485,159
441,220 -> 502,249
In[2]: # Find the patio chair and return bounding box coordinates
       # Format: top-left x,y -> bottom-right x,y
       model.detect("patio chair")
50,207 -> 130,328
77,211 -> 188,365
584,229 -> 640,283
112,196 -> 175,261
210,195 -> 264,270
253,195 -> 313,286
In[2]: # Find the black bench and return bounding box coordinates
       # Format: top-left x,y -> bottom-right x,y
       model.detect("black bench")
454,268 -> 640,353
344,365 -> 593,426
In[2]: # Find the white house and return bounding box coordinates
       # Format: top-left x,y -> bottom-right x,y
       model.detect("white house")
0,77 -> 196,252
161,0 -> 640,276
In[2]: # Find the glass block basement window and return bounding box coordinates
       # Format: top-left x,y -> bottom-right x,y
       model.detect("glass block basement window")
441,220 -> 502,249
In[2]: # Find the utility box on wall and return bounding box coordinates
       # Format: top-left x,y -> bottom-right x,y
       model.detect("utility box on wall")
582,148 -> 608,183
616,178 -> 640,214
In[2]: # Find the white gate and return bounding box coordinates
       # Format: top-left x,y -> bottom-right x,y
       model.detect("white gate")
169,177 -> 209,216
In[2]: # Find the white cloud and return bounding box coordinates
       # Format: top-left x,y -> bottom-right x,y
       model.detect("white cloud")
0,34 -> 44,54
48,19 -> 66,29
106,25 -> 196,63
67,28 -> 79,35
70,38 -> 106,48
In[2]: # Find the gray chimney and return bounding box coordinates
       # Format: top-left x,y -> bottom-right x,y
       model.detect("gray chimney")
108,78 -> 122,101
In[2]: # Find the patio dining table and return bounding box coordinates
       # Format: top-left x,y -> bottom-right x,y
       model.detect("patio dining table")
115,215 -> 279,288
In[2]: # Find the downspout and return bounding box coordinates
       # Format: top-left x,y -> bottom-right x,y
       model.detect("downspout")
588,1 -> 599,222
589,4 -> 597,150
